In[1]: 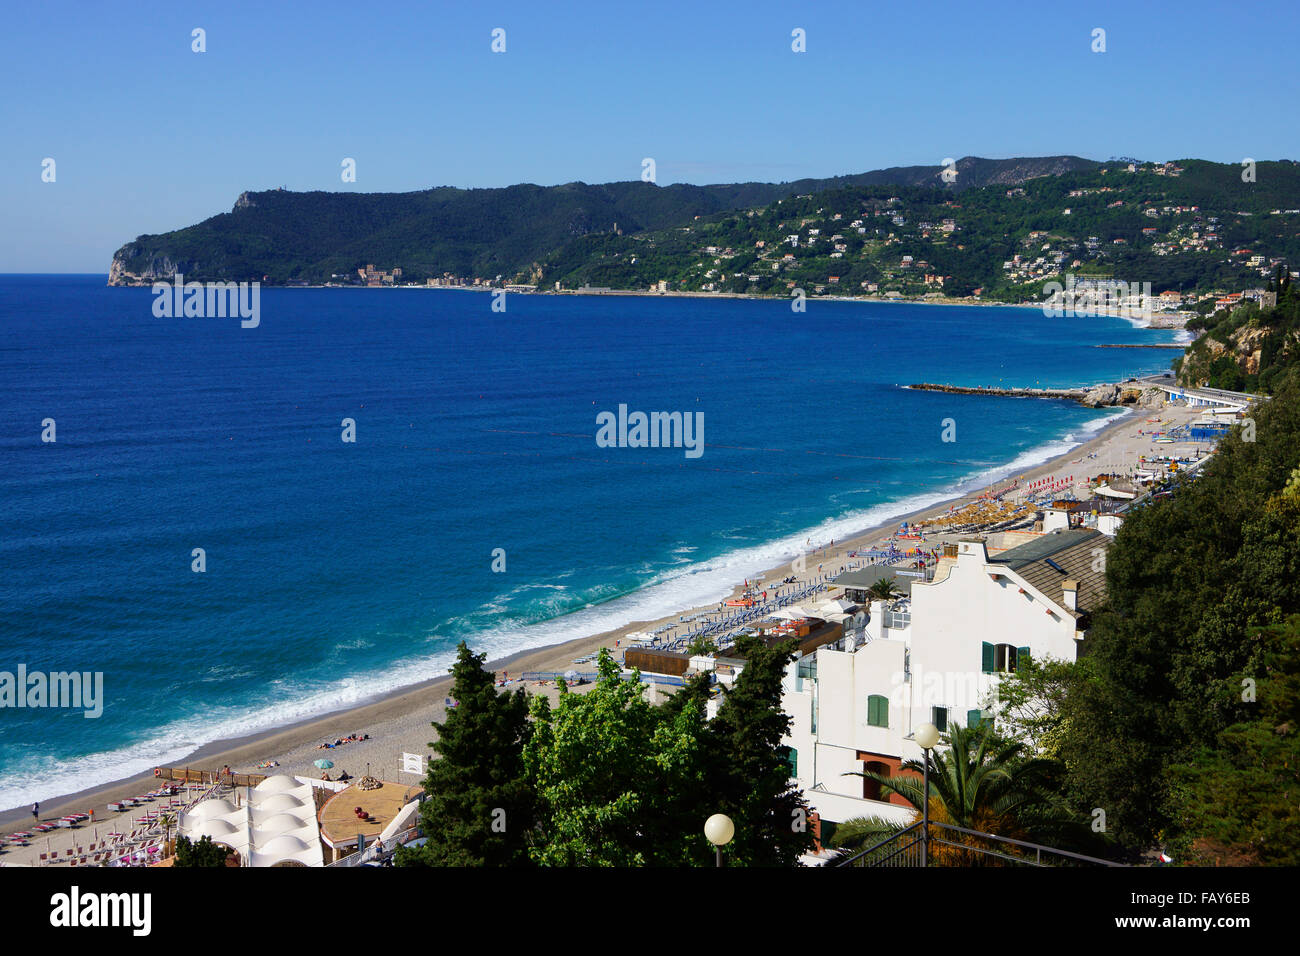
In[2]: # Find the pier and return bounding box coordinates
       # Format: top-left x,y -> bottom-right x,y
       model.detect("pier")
908,383 -> 1087,400
1095,344 -> 1185,349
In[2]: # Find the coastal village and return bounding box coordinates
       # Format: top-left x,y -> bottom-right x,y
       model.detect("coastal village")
0,374 -> 1255,867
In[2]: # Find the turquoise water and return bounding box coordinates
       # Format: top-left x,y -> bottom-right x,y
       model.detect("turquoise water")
0,276 -> 1180,808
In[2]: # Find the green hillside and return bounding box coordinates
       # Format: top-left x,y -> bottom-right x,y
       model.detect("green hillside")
109,157 -> 1300,302
107,156 -> 1100,285
537,159 -> 1300,301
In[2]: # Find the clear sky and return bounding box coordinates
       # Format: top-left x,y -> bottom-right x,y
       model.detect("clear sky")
2,0 -> 1297,272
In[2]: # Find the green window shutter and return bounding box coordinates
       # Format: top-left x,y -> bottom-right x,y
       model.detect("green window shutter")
967,708 -> 983,729
1017,646 -> 1032,670
867,694 -> 888,727
932,706 -> 948,732
981,641 -> 995,673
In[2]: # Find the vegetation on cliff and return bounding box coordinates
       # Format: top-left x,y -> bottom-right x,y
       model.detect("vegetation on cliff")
1176,266 -> 1300,393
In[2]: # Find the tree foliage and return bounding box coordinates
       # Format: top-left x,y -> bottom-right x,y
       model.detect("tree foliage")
173,834 -> 233,867
704,636 -> 814,866
1054,369 -> 1300,850
397,641 -> 534,867
1166,615 -> 1300,865
523,649 -> 712,866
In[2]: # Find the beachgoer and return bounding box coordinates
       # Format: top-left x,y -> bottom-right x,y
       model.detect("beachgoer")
32,802 -> 39,822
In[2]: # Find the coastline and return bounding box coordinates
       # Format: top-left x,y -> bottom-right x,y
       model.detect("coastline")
0,399 -> 1163,831
101,278 -> 1193,328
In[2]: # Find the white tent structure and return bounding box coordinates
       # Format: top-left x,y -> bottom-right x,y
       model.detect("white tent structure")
775,606 -> 814,620
815,599 -> 857,616
177,774 -> 325,867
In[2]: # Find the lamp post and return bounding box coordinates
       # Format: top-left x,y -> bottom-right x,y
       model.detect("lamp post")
914,722 -> 940,867
704,813 -> 734,868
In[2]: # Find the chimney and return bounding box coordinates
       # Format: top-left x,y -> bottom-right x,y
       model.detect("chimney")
1062,580 -> 1078,612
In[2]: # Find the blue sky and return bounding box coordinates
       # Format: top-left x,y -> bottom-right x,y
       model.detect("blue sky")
2,0 -> 1297,272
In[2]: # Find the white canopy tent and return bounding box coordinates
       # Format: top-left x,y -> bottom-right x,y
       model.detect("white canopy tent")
775,606 -> 814,620
815,598 -> 858,615
178,773 -> 325,867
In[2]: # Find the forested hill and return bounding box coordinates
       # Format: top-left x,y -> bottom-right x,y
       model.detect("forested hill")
107,155 -> 1099,285
535,159 -> 1300,300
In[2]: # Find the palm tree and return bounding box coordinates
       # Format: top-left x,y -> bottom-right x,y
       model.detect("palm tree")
866,577 -> 902,602
834,723 -> 1079,865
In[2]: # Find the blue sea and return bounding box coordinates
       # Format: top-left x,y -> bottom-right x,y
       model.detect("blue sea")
0,276 -> 1182,809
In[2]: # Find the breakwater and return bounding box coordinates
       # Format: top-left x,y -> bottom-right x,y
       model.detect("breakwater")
908,383 -> 1088,400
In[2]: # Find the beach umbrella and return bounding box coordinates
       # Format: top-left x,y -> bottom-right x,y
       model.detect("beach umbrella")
314,759 -> 334,770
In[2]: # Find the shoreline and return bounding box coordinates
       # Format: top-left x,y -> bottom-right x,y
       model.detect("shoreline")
0,397 -> 1173,831
99,278 -> 1194,327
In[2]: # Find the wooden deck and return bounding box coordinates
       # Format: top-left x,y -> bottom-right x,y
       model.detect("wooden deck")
318,781 -> 421,855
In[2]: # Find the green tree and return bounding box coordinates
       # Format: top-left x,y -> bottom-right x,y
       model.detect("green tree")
1056,373 -> 1300,849
523,649 -> 711,866
397,641 -> 534,867
990,655 -> 1078,757
1167,615 -> 1300,865
705,636 -> 813,866
686,635 -> 719,656
173,834 -> 233,867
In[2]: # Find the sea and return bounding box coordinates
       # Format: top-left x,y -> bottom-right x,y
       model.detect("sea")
0,275 -> 1184,810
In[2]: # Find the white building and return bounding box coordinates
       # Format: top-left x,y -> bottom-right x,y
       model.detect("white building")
782,529 -> 1108,829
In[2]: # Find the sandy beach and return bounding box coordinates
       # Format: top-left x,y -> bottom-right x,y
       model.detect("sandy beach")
0,393 -> 1214,864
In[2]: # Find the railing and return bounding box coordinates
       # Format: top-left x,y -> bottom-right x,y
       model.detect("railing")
517,670 -> 686,686
834,823 -> 925,867
518,671 -> 600,682
156,766 -> 267,788
832,821 -> 1123,867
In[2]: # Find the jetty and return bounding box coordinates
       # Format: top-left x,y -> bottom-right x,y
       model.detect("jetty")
908,383 -> 1087,400
1095,344 -> 1185,349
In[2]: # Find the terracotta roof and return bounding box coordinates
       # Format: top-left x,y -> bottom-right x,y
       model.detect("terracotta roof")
989,529 -> 1108,619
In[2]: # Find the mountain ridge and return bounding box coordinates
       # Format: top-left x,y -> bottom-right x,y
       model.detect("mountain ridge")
108,155 -> 1102,285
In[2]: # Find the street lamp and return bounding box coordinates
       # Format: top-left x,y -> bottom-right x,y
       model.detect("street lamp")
704,813 -> 734,868
914,722 -> 940,867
